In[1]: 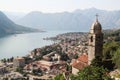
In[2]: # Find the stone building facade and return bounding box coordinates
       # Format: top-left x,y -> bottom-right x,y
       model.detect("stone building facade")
13,57 -> 25,68
88,15 -> 103,64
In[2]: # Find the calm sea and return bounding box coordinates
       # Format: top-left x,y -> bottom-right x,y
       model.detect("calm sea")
0,30 -> 75,59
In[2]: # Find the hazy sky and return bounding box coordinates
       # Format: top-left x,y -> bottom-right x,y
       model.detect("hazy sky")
0,0 -> 120,13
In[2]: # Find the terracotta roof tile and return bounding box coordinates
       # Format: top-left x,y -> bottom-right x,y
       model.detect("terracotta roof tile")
72,54 -> 88,70
77,54 -> 88,63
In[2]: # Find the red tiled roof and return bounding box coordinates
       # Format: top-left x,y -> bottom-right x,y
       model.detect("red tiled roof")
72,61 -> 88,70
72,54 -> 88,70
77,54 -> 88,63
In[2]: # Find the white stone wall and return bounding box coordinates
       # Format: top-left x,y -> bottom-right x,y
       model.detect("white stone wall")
72,67 -> 79,75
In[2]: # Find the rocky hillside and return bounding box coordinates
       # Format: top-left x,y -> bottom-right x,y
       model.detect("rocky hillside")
0,11 -> 40,36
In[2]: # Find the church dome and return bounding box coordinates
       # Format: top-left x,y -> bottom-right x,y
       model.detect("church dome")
90,17 -> 102,34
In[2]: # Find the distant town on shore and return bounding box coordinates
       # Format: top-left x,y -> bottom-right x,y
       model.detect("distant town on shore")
0,15 -> 120,80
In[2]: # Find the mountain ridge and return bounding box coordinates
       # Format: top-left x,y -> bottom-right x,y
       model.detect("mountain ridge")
6,8 -> 120,31
0,11 -> 40,36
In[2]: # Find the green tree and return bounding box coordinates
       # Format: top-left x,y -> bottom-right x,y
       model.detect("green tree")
103,41 -> 120,59
2,58 -> 7,63
91,56 -> 103,67
53,74 -> 65,80
66,64 -> 72,71
70,66 -> 114,80
112,48 -> 120,70
60,53 -> 69,61
16,67 -> 23,74
73,54 -> 78,59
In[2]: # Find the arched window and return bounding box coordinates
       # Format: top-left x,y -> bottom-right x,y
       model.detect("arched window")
91,36 -> 93,42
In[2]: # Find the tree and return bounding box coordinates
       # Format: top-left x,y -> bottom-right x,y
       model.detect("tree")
53,74 -> 65,80
103,41 -> 120,70
60,53 -> 69,61
91,56 -> 103,67
112,48 -> 120,70
73,54 -> 78,59
66,64 -> 72,71
103,41 -> 120,59
70,66 -> 114,80
16,67 -> 23,74
2,58 -> 7,63
10,57 -> 14,62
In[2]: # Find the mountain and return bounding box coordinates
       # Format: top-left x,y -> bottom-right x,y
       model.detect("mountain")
0,11 -> 39,36
15,11 -> 91,31
14,8 -> 120,31
4,11 -> 26,21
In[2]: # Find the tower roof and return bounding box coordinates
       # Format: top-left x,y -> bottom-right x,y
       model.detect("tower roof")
90,14 -> 102,34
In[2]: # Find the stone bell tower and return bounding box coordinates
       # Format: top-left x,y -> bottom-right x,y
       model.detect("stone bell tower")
88,15 -> 103,65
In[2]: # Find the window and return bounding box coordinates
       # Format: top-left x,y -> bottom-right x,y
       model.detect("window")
91,36 -> 93,42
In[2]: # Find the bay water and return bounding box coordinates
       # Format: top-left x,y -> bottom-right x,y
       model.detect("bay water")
0,31 -> 73,59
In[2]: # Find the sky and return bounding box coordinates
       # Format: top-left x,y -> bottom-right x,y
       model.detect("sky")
0,0 -> 120,13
